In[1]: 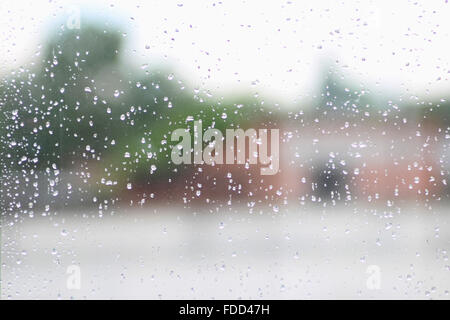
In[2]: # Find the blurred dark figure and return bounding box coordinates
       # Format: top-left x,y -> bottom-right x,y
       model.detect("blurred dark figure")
314,161 -> 347,202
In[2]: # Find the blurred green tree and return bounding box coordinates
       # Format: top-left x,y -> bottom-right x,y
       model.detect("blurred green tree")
1,24 -> 266,204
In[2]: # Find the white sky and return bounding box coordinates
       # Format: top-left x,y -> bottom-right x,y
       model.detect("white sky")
1,0 -> 450,104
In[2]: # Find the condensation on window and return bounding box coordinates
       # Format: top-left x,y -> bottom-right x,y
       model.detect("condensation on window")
0,0 -> 449,299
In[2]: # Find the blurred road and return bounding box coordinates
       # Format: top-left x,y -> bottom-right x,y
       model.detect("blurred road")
1,204 -> 449,299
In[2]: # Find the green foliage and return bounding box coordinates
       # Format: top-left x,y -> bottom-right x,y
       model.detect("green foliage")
1,24 -> 265,197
